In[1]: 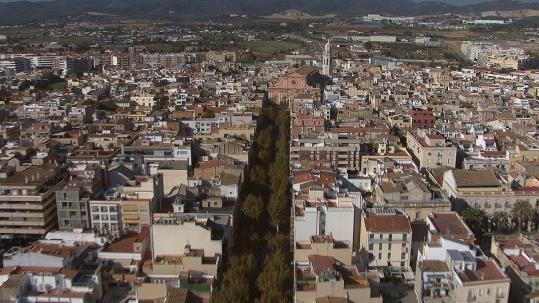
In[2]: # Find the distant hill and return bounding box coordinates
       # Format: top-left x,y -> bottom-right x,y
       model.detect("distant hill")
415,0 -> 538,6
0,0 -> 539,24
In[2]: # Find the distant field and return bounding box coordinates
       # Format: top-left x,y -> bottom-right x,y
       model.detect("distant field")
240,40 -> 304,56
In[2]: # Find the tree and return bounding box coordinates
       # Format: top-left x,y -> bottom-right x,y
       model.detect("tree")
203,109 -> 215,118
364,41 -> 373,50
462,207 -> 489,238
213,254 -> 257,303
256,127 -> 274,151
242,194 -> 264,221
512,200 -> 534,232
250,164 -> 268,185
256,249 -> 290,303
0,87 -> 10,103
491,211 -> 513,234
268,190 -> 289,232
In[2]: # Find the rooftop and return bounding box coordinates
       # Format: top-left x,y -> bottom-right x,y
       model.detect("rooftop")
363,213 -> 411,233
451,169 -> 500,188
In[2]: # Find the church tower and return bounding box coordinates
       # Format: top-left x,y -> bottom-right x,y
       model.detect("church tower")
322,40 -> 331,76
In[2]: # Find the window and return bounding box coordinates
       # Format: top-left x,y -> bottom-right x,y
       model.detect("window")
369,234 -> 374,239
401,252 -> 406,259
403,234 -> 408,241
378,252 -> 382,259
388,253 -> 391,259
388,234 -> 393,241
379,243 -> 382,250
369,243 -> 373,250
388,243 -> 392,250
379,234 -> 383,239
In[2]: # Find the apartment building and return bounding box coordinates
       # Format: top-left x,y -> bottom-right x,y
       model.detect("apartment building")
294,255 -> 383,303
387,114 -> 413,129
406,129 -> 457,169
1,240 -> 103,303
294,188 -> 358,246
56,165 -> 105,231
360,142 -> 413,177
98,226 -> 150,284
0,164 -> 66,238
292,114 -> 325,138
142,217 -> 222,299
89,199 -> 122,237
359,209 -> 413,277
0,267 -> 99,303
491,234 -> 539,303
295,235 -> 353,265
122,138 -> 192,166
290,126 -> 390,171
416,214 -> 510,303
426,212 -> 475,245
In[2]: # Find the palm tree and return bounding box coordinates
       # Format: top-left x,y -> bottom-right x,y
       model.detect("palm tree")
491,211 -> 513,234
512,200 -> 534,232
462,207 -> 489,238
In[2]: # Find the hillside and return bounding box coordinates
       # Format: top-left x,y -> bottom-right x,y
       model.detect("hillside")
0,0 -> 538,24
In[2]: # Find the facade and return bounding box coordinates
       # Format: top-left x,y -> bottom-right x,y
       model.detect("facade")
375,175 -> 451,221
89,200 -> 122,237
359,209 -> 413,275
406,129 -> 457,169
56,187 -> 91,231
409,109 -> 436,129
443,169 -> 539,215
269,66 -> 322,104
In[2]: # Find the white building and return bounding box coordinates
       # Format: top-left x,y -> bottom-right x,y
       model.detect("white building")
294,188 -> 359,247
